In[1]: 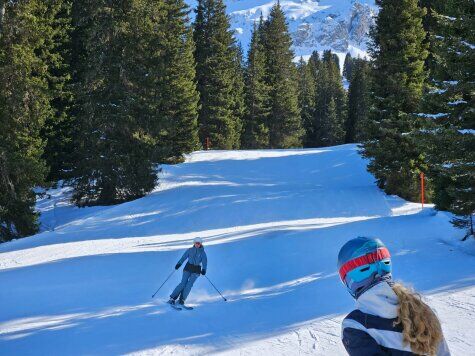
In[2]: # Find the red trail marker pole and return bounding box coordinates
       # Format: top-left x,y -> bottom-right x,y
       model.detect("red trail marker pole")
205,137 -> 210,150
420,172 -> 425,208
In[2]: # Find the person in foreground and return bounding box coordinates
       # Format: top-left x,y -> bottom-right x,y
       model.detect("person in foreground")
168,237 -> 207,307
338,236 -> 450,356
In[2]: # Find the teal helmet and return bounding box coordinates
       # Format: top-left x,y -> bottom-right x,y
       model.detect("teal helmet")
337,237 -> 392,298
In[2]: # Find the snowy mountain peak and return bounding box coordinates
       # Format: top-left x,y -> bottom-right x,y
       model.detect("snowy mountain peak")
226,0 -> 377,59
184,0 -> 377,64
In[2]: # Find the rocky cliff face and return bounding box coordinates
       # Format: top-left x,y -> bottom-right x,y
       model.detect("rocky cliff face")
185,0 -> 377,62
227,0 -> 377,59
296,2 -> 375,51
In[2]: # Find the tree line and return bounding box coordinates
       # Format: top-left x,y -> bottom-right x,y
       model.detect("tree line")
0,0 -> 473,242
1,0 -> 202,241
363,0 -> 474,239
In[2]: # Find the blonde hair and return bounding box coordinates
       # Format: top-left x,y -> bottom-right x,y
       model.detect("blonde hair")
392,283 -> 443,356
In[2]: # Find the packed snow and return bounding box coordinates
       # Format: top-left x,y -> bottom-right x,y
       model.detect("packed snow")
1,144 -> 475,355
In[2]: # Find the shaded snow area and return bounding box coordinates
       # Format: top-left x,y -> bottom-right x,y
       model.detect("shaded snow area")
1,144 -> 475,355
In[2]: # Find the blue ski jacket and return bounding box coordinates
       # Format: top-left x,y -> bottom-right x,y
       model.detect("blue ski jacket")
342,282 -> 450,356
177,246 -> 207,271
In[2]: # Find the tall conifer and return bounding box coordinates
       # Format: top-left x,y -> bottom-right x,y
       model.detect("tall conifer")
0,0 -> 67,240
362,0 -> 429,200
343,52 -> 354,80
262,3 -> 302,148
345,59 -> 370,143
71,1 -> 157,206
194,0 -> 242,149
311,50 -> 346,147
420,0 -> 474,238
307,50 -> 320,79
146,0 -> 200,162
40,0 -> 74,182
231,43 -> 245,149
297,57 -> 316,147
242,20 -> 270,148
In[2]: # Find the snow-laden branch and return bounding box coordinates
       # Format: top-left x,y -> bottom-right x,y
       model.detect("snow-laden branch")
459,129 -> 475,135
416,112 -> 448,119
448,100 -> 467,106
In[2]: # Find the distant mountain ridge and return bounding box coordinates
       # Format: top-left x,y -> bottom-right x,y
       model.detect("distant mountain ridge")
186,0 -> 377,63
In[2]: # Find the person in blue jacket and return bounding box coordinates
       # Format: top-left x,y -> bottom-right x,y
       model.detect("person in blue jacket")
168,237 -> 207,306
337,237 -> 450,356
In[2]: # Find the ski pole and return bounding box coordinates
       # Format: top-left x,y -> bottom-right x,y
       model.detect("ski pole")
152,270 -> 175,298
205,275 -> 227,301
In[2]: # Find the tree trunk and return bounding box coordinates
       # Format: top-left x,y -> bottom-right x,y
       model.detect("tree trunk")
0,0 -> 5,35
461,214 -> 474,241
471,214 -> 474,238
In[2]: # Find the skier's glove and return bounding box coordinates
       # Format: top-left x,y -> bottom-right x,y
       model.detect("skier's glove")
201,269 -> 206,275
175,263 -> 181,270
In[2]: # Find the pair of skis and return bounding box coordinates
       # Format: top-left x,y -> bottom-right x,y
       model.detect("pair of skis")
169,301 -> 193,311
153,271 -> 226,311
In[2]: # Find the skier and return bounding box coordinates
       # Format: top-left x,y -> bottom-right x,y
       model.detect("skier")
168,237 -> 207,308
337,236 -> 450,355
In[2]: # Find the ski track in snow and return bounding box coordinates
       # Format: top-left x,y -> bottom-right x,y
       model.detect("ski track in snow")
1,144 -> 475,355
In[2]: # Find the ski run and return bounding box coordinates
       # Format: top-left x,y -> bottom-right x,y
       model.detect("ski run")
1,144 -> 474,355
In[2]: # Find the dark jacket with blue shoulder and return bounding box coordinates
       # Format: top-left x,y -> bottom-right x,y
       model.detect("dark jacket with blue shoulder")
342,282 -> 450,356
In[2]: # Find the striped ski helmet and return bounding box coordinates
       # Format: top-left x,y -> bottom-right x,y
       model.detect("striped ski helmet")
337,237 -> 392,299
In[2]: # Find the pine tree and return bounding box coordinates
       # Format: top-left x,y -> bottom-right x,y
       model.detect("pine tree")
324,50 -> 346,140
302,50 -> 321,146
147,0 -> 200,162
0,0 -> 66,240
310,50 -> 346,147
362,0 -> 429,201
420,0 -> 474,238
262,3 -> 302,148
326,98 -> 338,142
194,0 -> 242,149
242,20 -> 270,148
297,57 -> 316,147
40,0 -> 73,183
231,43 -> 245,149
69,0 -> 199,206
71,1 -> 158,206
345,59 -> 370,143
343,52 -> 354,80
312,61 -> 329,146
0,1 -> 4,32
332,53 -> 341,73
308,50 -> 321,79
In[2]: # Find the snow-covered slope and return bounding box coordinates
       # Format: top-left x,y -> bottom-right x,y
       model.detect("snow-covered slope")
1,145 -> 475,355
187,0 -> 377,62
